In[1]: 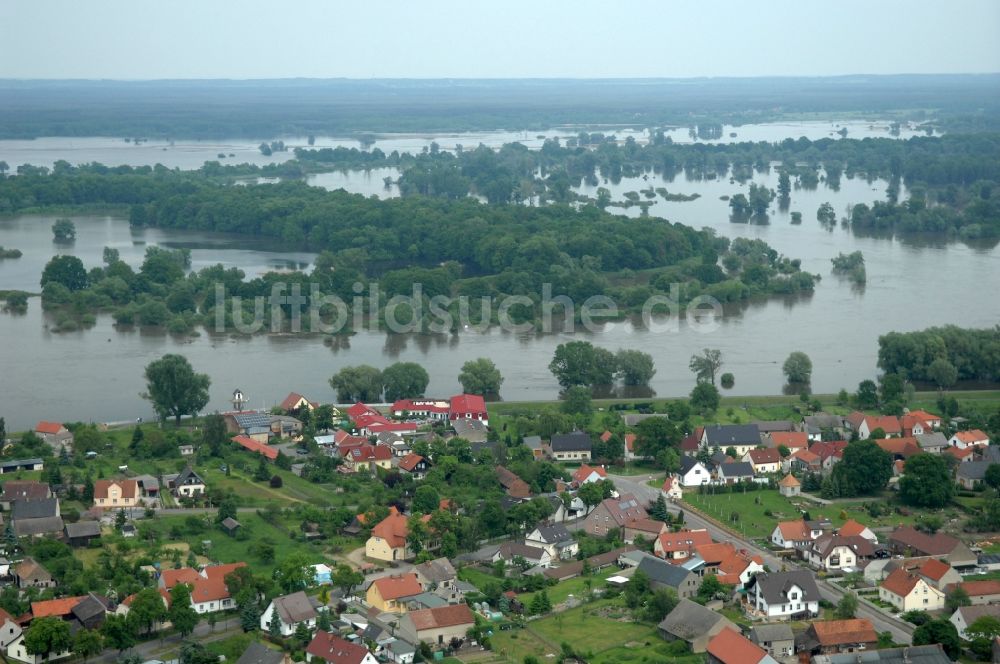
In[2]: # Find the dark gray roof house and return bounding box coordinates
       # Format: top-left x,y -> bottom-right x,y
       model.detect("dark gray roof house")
658,598 -> 737,653
235,642 -> 285,664
915,432 -> 949,451
637,556 -> 700,599
749,623 -> 795,656
413,557 -> 457,585
957,461 -> 991,483
746,570 -> 821,605
754,420 -> 794,433
71,593 -> 113,629
530,523 -> 572,545
550,432 -> 593,452
272,591 -> 319,625
717,462 -> 755,481
703,423 -> 761,447
13,497 -> 63,537
680,456 -> 702,475
65,520 -> 102,545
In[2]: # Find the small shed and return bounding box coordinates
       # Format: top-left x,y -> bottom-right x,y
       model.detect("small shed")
221,517 -> 241,535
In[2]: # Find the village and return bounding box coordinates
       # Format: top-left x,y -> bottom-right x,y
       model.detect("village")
2,389 -> 1000,664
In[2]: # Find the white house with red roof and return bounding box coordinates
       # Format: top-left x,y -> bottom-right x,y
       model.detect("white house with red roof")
838,519 -> 878,543
571,464 -> 607,487
390,399 -> 450,420
743,448 -> 782,474
770,520 -> 825,550
306,632 -> 377,664
448,394 -> 488,426
159,562 -> 247,614
661,475 -> 684,501
653,528 -> 712,562
950,429 -> 990,449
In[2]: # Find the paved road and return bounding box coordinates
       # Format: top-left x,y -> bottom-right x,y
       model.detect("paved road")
92,618 -> 242,663
608,473 -> 914,644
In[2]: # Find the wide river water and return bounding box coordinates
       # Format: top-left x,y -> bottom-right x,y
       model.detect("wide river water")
0,121 -> 995,431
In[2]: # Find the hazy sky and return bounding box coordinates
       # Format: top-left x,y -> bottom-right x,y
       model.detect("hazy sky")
3,0 -> 999,79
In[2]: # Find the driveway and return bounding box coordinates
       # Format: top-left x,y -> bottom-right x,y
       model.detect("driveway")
607,473 -> 914,644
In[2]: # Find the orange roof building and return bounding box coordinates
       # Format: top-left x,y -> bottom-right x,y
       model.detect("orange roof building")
706,627 -> 770,664
366,573 -> 423,612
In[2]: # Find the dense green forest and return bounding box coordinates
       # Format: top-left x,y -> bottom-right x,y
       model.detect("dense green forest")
0,75 -> 998,138
1,163 -> 817,333
878,326 -> 1000,384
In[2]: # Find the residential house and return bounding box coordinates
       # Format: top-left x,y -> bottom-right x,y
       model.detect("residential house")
799,619 -> 878,656
716,461 -> 755,484
957,461 -> 991,489
744,448 -> 782,474
583,494 -> 647,537
787,448 -> 822,474
805,534 -> 880,572
366,507 -> 431,562
525,523 -> 578,560
493,542 -> 551,568
702,424 -> 762,457
679,457 -> 711,487
390,399 -> 449,421
623,517 -> 668,544
305,632 -> 378,664
344,445 -> 393,472
448,393 -> 488,425
366,573 -> 423,613
12,498 -> 63,537
654,528 -> 713,563
0,481 -> 51,510
945,579 -> 1000,605
778,474 -> 801,497
696,542 -> 765,588
397,604 -> 475,647
496,466 -> 531,499
875,437 -> 922,461
550,432 -> 592,461
915,432 -> 949,454
160,562 -> 246,614
847,412 -> 902,439
312,563 -> 332,586
413,558 -> 461,604
907,409 -> 942,429
706,627 -> 779,664
228,411 -> 274,443
879,567 -> 945,612
235,642 -> 286,664
0,608 -> 22,654
622,433 -> 643,461
749,623 -> 795,660
657,598 -> 738,653
14,558 -> 53,588
174,466 -> 206,498
270,415 -> 303,440
70,593 -> 113,629
770,520 -> 825,551
950,429 -> 990,449
638,556 -> 700,599
280,392 -> 318,412
766,431 -> 809,454
880,558 -> 961,591
755,420 -> 795,434
64,521 -> 101,547
522,435 -> 546,460
950,604 -> 1000,640
838,519 -> 878,543
661,475 -> 684,501
397,453 -> 429,479
887,526 -> 978,570
93,479 -> 139,509
452,419 -> 488,443
799,413 -> 848,441
34,422 -> 73,453
944,445 -> 975,464
680,428 -> 704,457
811,441 -> 849,473
571,464 -> 607,487
260,591 -> 319,636
745,571 -> 821,620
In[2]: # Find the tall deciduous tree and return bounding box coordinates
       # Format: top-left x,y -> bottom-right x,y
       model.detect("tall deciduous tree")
899,454 -> 954,507
40,255 -> 88,291
381,362 -> 429,402
690,382 -> 720,415
329,365 -> 383,403
24,616 -> 72,659
142,354 -> 210,424
689,349 -> 722,385
549,341 -> 617,388
168,584 -> 199,637
458,358 -> 504,395
615,349 -> 656,386
783,351 -> 813,384
827,440 -> 892,497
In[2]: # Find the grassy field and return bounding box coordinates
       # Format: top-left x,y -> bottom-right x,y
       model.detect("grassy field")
518,566 -> 624,607
682,488 -> 925,540
488,599 -> 664,664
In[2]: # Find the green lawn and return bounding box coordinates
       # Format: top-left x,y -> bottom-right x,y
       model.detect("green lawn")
488,600 -> 662,663
683,489 -> 923,540
518,567 -> 623,606
459,566 -> 504,593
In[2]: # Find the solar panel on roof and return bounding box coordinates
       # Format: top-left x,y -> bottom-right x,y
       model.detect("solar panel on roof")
234,413 -> 271,428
